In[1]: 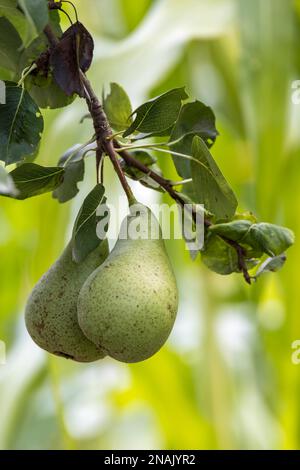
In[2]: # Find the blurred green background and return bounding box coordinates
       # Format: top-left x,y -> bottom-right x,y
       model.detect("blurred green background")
0,0 -> 300,450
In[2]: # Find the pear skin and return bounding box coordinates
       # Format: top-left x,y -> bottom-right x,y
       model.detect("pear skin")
78,204 -> 178,363
25,240 -> 109,362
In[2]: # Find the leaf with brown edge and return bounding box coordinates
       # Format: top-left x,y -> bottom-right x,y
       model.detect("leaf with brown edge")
50,22 -> 94,97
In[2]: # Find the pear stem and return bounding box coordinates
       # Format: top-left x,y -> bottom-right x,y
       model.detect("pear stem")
105,139 -> 137,205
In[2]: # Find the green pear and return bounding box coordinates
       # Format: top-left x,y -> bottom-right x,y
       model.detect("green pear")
25,240 -> 109,362
78,203 -> 178,363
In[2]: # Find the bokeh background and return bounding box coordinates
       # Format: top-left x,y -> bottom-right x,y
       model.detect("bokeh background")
1,0 -> 300,450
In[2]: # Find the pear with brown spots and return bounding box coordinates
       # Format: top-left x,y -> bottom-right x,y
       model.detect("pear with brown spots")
77,203 -> 178,363
25,240 -> 109,362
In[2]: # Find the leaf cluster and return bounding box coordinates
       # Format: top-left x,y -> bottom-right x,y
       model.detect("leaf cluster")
0,5 -> 295,280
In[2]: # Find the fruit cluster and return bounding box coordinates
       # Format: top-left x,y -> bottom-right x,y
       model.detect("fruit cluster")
25,204 -> 178,363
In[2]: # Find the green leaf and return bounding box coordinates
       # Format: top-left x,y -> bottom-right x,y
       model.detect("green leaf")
201,234 -> 240,275
17,31 -> 49,71
1,163 -> 64,199
0,66 -> 14,81
177,203 -> 204,261
176,180 -> 198,208
123,87 -> 188,138
52,158 -> 84,204
18,0 -> 48,41
170,101 -> 218,177
191,136 -> 238,220
16,140 -> 40,165
208,220 -> 294,260
248,223 -> 295,257
0,0 -> 58,47
208,219 -> 263,258
48,8 -> 62,37
0,17 -> 22,72
0,0 -> 27,44
72,184 -> 108,263
0,164 -> 18,196
103,83 -> 133,132
241,244 -> 263,260
129,150 -> 156,166
209,220 -> 252,242
52,160 -> 84,204
255,254 -> 287,279
233,211 -> 258,224
52,142 -> 98,203
0,0 -> 19,18
172,101 -> 218,147
25,74 -> 76,109
0,82 -> 44,165
138,173 -> 164,192
17,9 -> 61,64
56,143 -> 96,166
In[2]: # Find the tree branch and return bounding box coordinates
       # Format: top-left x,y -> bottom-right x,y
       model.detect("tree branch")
44,21 -> 134,200
43,18 -> 251,284
115,143 -> 186,206
78,71 -> 135,202
43,24 -> 59,46
48,1 -> 62,10
116,144 -> 252,284
222,238 -> 252,284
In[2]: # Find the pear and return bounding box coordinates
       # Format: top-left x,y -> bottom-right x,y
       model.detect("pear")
25,240 -> 109,362
78,203 -> 178,363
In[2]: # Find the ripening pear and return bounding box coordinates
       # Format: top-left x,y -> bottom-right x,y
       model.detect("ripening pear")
25,240 -> 109,362
78,203 -> 178,363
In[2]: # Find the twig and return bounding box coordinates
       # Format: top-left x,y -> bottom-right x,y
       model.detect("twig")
79,73 -> 105,182
44,23 -> 136,203
79,113 -> 92,124
115,143 -> 185,205
18,63 -> 38,87
44,24 -> 59,46
116,143 -> 252,284
107,140 -> 136,205
58,7 -> 73,25
61,0 -> 79,22
78,71 -> 135,203
223,237 -> 252,284
48,1 -> 62,10
43,18 -> 251,284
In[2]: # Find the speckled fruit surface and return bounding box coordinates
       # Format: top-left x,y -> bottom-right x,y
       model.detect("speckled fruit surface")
78,204 -> 178,363
25,240 -> 109,362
